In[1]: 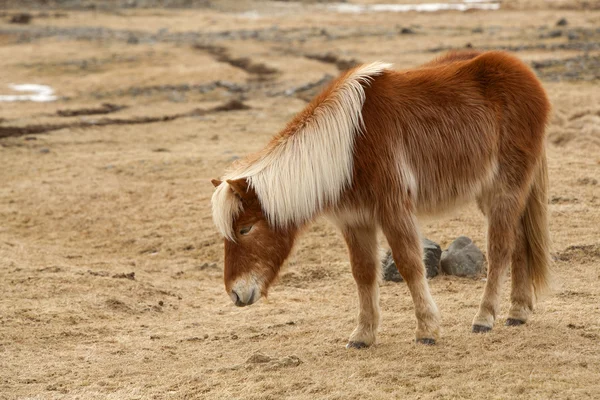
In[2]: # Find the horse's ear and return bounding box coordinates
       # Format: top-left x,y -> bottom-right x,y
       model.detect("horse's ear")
226,178 -> 249,198
211,179 -> 222,188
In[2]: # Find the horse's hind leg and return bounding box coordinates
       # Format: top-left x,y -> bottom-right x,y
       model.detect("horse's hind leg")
472,195 -> 526,332
506,220 -> 533,325
341,221 -> 381,349
381,214 -> 440,344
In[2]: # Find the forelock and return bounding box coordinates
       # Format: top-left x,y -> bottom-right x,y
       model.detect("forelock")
211,182 -> 243,241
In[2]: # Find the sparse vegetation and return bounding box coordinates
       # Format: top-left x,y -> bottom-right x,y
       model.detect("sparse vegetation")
1,1 -> 599,399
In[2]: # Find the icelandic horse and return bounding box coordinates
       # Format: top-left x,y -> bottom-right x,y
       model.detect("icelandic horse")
211,50 -> 551,348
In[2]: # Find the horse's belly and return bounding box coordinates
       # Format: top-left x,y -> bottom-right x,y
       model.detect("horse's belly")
408,129 -> 498,215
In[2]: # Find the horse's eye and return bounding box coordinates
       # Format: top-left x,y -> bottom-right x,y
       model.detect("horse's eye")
239,225 -> 253,235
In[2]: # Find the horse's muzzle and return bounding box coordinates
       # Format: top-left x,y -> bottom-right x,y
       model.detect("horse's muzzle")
230,287 -> 258,307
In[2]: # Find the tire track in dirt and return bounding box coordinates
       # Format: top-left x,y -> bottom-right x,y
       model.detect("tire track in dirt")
94,80 -> 247,100
303,52 -> 360,71
193,44 -> 278,81
56,103 -> 127,117
0,99 -> 249,139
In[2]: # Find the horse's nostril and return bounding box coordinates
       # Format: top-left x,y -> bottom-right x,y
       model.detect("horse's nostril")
232,290 -> 246,307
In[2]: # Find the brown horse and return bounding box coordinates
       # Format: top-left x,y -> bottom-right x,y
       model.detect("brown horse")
211,50 -> 551,348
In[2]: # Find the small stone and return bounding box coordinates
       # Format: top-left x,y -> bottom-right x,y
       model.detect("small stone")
382,238 -> 441,282
39,148 -> 50,154
441,236 -> 485,277
556,18 -> 568,26
158,301 -> 164,307
399,27 -> 415,35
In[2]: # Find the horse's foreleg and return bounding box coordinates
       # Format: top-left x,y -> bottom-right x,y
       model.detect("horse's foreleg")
381,215 -> 440,344
341,222 -> 381,349
472,198 -> 521,332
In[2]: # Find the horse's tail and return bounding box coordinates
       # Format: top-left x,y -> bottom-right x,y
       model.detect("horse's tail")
522,148 -> 552,299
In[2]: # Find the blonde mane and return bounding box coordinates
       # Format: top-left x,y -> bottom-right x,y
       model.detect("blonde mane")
212,62 -> 392,240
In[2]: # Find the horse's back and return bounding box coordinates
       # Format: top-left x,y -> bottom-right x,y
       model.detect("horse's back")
359,51 -> 549,213
420,50 -> 483,67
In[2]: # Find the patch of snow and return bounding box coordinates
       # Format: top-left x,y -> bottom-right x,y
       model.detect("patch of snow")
0,84 -> 57,102
328,2 -> 500,13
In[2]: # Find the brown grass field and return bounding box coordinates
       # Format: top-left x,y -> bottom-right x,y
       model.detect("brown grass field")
1,1 -> 599,399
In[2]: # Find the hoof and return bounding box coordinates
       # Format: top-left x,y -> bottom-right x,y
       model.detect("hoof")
416,338 -> 436,345
505,318 -> 526,327
346,341 -> 369,349
472,324 -> 492,333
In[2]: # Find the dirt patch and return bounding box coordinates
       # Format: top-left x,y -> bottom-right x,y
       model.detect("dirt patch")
112,272 -> 135,280
532,54 -> 600,82
88,270 -> 110,277
219,352 -> 303,371
105,298 -> 134,313
556,244 -> 600,263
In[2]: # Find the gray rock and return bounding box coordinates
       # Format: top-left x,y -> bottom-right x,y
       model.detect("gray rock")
440,236 -> 485,277
382,238 -> 441,282
382,252 -> 402,282
556,18 -> 568,26
422,238 -> 442,278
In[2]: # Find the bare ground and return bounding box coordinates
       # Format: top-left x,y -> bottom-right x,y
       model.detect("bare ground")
1,1 -> 599,399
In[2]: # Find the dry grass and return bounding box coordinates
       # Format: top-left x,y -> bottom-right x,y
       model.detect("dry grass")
1,1 -> 599,399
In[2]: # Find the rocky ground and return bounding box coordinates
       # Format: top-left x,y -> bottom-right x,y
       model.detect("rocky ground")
1,1 -> 599,399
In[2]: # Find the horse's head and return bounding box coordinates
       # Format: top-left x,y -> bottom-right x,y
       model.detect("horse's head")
211,178 -> 298,307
